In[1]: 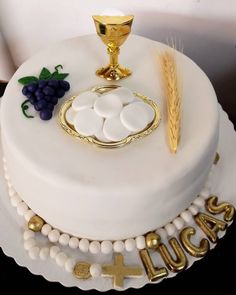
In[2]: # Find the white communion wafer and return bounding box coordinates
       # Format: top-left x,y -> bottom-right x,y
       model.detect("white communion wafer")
120,102 -> 149,132
72,91 -> 98,111
110,87 -> 135,104
65,107 -> 77,125
135,101 -> 155,124
74,108 -> 103,136
94,129 -> 112,143
94,94 -> 123,118
103,117 -> 131,142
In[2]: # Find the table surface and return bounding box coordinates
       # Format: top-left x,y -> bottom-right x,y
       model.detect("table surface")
0,82 -> 235,294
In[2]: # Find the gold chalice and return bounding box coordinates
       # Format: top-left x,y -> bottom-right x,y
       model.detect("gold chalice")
93,15 -> 134,81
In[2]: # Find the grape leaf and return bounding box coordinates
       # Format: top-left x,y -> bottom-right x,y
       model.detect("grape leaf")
18,76 -> 38,85
51,72 -> 69,80
39,67 -> 52,80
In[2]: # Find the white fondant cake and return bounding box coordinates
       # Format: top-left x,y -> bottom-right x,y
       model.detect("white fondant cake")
0,34 -> 219,240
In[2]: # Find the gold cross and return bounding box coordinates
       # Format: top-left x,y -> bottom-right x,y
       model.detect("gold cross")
102,254 -> 143,289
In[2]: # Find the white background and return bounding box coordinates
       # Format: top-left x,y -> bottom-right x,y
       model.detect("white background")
0,0 -> 236,117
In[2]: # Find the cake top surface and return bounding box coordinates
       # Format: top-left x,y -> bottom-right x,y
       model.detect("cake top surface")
1,34 -> 219,193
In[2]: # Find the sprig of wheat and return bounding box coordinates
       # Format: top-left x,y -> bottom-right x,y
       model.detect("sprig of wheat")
160,50 -> 181,153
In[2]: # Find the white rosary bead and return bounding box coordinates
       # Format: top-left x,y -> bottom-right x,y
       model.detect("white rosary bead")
17,202 -> 28,216
125,239 -> 136,252
68,237 -> 79,249
55,252 -> 67,267
48,229 -> 60,243
204,179 -> 211,190
65,258 -> 76,273
79,238 -> 89,253
188,205 -> 199,216
24,238 -> 36,251
156,228 -> 167,241
23,230 -> 35,241
135,236 -> 146,250
165,223 -> 176,236
41,224 -> 52,236
29,246 -> 40,260
4,173 -> 10,181
113,241 -> 124,253
24,209 -> 35,222
50,246 -> 60,259
10,195 -> 22,207
7,180 -> 12,188
90,264 -> 102,278
101,241 -> 113,254
193,196 -> 205,208
180,210 -> 193,223
39,247 -> 50,260
199,188 -> 210,199
89,241 -> 101,254
8,188 -> 16,197
59,233 -> 70,246
173,217 -> 185,230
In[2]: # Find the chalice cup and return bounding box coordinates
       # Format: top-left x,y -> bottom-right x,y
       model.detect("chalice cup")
93,15 -> 134,81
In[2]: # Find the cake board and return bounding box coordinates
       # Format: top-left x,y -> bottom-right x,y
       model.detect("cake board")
0,105 -> 235,291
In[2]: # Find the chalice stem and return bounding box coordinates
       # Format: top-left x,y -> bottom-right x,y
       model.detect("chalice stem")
108,46 -> 120,68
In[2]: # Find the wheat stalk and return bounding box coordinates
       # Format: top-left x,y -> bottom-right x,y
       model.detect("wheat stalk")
160,50 -> 181,153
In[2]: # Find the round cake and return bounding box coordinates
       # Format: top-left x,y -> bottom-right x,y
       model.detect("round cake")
0,34 -> 219,241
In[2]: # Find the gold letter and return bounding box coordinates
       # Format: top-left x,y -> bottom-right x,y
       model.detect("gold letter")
180,227 -> 210,258
158,238 -> 188,272
139,249 -> 168,282
206,196 -> 235,222
195,213 -> 227,243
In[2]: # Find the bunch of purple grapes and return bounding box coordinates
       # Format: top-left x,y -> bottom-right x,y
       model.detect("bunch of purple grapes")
22,79 -> 70,120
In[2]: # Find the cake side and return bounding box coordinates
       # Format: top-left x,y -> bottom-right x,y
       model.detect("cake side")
0,34 -> 219,240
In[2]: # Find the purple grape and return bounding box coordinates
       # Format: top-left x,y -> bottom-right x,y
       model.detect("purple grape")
51,97 -> 58,105
37,99 -> 47,109
46,103 -> 54,111
26,93 -> 34,99
38,80 -> 47,88
22,86 -> 29,96
48,79 -> 59,88
59,80 -> 70,91
40,109 -> 52,120
44,95 -> 52,102
27,82 -> 38,93
29,97 -> 36,104
56,88 -> 65,98
34,102 -> 41,111
35,89 -> 44,99
43,86 -> 55,96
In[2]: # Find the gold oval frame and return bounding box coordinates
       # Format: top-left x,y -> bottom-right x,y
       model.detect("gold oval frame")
58,85 -> 161,148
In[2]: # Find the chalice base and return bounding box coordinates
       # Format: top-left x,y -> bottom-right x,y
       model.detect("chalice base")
96,64 -> 132,81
